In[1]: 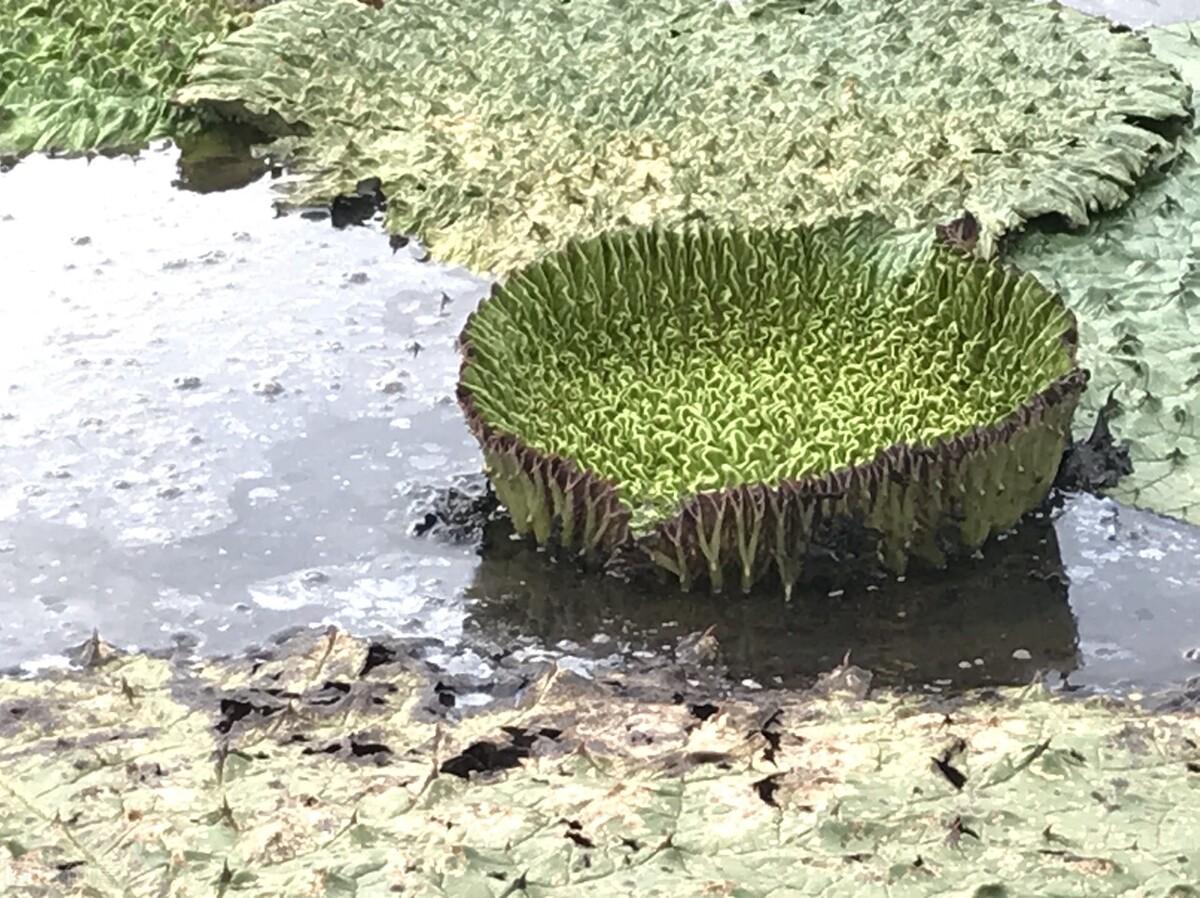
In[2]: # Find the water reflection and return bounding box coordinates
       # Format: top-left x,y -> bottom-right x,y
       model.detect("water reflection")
466,490 -> 1200,692
174,123 -> 273,194
466,508 -> 1081,690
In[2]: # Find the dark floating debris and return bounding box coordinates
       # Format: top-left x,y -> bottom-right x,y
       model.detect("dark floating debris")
1055,389 -> 1134,493
753,773 -> 783,807
811,651 -> 874,700
411,474 -> 500,544
67,630 -> 120,670
439,726 -> 561,778
945,815 -> 981,848
935,210 -> 980,255
330,177 -> 385,228
932,737 -> 969,791
676,626 -> 720,667
360,642 -> 400,677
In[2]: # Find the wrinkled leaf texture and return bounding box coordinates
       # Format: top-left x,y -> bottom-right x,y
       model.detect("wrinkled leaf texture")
1013,24 -> 1200,525
176,0 -> 1192,273
1,629 -> 1199,897
0,0 -> 244,155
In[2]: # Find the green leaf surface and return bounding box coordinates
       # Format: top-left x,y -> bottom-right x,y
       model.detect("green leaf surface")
1011,23 -> 1200,525
0,0 -> 246,156
459,221 -> 1083,591
1,629 -> 1199,897
175,0 -> 1192,274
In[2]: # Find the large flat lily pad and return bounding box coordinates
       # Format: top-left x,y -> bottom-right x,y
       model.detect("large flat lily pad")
2,629 -> 1199,896
175,0 -> 1192,273
0,0 -> 245,156
1012,24 -> 1200,525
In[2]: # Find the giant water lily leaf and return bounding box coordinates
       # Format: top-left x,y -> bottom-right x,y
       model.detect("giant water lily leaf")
175,0 -> 1192,274
459,220 -> 1086,592
0,0 -> 245,156
1012,24 -> 1200,525
1,629 -> 1199,896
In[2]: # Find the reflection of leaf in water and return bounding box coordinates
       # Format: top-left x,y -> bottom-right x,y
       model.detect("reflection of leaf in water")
174,0 -> 1192,274
465,510 -> 1081,689
2,628 -> 1198,895
1012,25 -> 1200,525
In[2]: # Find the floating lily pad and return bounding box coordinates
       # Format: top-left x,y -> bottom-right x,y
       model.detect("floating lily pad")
1,629 -> 1199,897
1011,24 -> 1200,525
458,220 -> 1085,592
175,0 -> 1191,273
0,0 -> 245,156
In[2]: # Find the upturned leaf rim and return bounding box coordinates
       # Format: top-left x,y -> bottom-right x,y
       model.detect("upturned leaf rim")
456,220 -> 1089,584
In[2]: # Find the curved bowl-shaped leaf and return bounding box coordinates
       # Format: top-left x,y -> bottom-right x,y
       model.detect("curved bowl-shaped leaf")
174,0 -> 1192,274
458,220 -> 1087,594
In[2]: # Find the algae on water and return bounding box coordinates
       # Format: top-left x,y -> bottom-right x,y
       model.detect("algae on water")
1012,24 -> 1200,525
1,629 -> 1198,897
459,220 -> 1085,592
0,0 -> 244,156
175,0 -> 1191,273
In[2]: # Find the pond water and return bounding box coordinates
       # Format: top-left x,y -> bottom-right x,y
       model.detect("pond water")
2,143 -> 1199,695
1059,0 -> 1197,27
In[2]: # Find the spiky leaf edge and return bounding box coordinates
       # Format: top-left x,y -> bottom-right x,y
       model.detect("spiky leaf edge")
457,223 -> 1089,594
